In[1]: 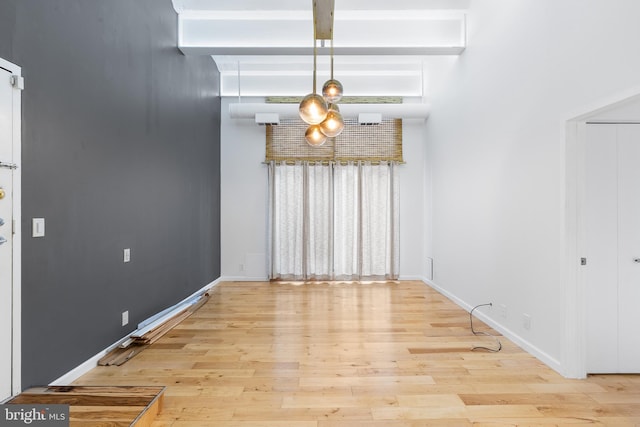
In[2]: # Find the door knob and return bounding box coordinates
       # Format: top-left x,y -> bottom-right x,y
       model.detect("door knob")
634,258 -> 640,263
0,187 -> 5,199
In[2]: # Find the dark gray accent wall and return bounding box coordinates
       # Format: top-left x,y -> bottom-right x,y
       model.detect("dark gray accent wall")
0,0 -> 221,388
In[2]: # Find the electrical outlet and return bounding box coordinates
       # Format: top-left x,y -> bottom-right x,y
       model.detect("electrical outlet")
123,248 -> 131,263
122,310 -> 129,326
523,313 -> 531,330
239,263 -> 244,272
498,304 -> 508,319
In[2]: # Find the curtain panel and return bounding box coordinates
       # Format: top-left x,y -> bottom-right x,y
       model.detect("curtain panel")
268,160 -> 399,281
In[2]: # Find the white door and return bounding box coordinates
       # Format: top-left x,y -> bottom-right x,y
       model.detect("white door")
0,65 -> 14,400
585,123 -> 640,373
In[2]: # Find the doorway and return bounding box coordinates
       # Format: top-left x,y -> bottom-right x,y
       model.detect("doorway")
0,57 -> 21,401
584,123 -> 640,374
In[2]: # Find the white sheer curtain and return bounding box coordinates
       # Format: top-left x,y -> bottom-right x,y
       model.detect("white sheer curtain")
306,162 -> 333,279
333,162 -> 359,279
360,162 -> 399,279
269,160 -> 399,281
269,162 -> 304,279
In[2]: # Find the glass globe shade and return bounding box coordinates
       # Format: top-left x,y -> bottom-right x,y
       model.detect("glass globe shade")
299,93 -> 329,125
305,124 -> 328,146
319,109 -> 344,138
322,79 -> 343,103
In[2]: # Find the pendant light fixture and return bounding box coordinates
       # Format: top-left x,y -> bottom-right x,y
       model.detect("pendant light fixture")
300,0 -> 344,146
299,2 -> 329,128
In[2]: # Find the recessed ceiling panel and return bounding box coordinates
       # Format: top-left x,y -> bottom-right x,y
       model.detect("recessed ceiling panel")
173,0 -> 468,97
179,12 -> 465,53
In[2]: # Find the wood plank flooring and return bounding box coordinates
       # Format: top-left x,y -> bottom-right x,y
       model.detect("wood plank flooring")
75,281 -> 640,426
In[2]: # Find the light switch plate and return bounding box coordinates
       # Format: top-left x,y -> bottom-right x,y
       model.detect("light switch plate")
123,248 -> 131,263
32,218 -> 45,237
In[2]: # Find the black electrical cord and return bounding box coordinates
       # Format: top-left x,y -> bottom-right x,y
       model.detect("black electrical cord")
470,303 -> 502,352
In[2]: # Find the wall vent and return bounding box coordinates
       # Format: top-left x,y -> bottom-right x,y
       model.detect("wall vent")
255,113 -> 279,126
358,113 -> 382,125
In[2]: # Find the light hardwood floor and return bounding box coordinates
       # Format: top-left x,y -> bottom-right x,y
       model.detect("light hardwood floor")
76,281 -> 640,426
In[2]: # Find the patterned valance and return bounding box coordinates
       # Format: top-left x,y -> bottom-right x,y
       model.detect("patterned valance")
265,118 -> 403,163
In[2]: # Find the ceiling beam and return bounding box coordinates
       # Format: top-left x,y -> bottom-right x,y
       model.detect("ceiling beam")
172,0 -> 470,13
177,11 -> 466,56
181,46 -> 465,56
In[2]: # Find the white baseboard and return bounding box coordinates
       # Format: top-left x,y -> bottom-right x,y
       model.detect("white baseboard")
421,278 -> 563,375
398,275 -> 430,281
49,347 -> 114,386
49,278 -> 221,386
220,275 -> 269,282
223,276 -> 428,282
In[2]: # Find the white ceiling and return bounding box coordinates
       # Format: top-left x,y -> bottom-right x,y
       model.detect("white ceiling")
172,0 -> 470,97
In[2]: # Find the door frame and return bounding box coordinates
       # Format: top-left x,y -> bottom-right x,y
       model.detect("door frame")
0,57 -> 21,397
562,89 -> 640,379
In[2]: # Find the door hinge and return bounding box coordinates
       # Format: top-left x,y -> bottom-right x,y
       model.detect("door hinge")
580,257 -> 587,266
10,75 -> 24,90
12,219 -> 16,235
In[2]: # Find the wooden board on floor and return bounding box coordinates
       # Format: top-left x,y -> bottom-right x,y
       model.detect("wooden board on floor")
99,293 -> 211,366
7,385 -> 165,426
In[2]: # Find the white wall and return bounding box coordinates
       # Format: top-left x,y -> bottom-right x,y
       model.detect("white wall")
589,96 -> 640,122
221,97 -> 270,281
220,97 -> 430,281
399,116 -> 429,280
425,0 -> 640,374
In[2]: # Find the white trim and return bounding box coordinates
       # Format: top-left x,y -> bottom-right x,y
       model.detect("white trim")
48,348 -> 115,387
0,57 -> 22,396
561,121 -> 586,379
49,278 -> 221,386
398,275 -> 429,281
220,275 -> 269,282
422,279 -> 563,375
562,90 -> 640,379
224,275 -> 430,282
177,12 -> 184,51
564,86 -> 640,123
148,277 -> 221,323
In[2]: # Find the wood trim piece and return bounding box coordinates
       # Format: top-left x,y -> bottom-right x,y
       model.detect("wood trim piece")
7,386 -> 165,426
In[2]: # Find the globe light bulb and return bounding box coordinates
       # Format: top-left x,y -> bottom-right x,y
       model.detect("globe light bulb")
305,124 -> 328,146
322,79 -> 343,103
299,93 -> 329,125
319,107 -> 344,138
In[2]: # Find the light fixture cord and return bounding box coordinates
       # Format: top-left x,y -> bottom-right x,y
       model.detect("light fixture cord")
330,37 -> 334,80
312,1 -> 317,93
470,303 -> 502,352
313,39 -> 317,93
